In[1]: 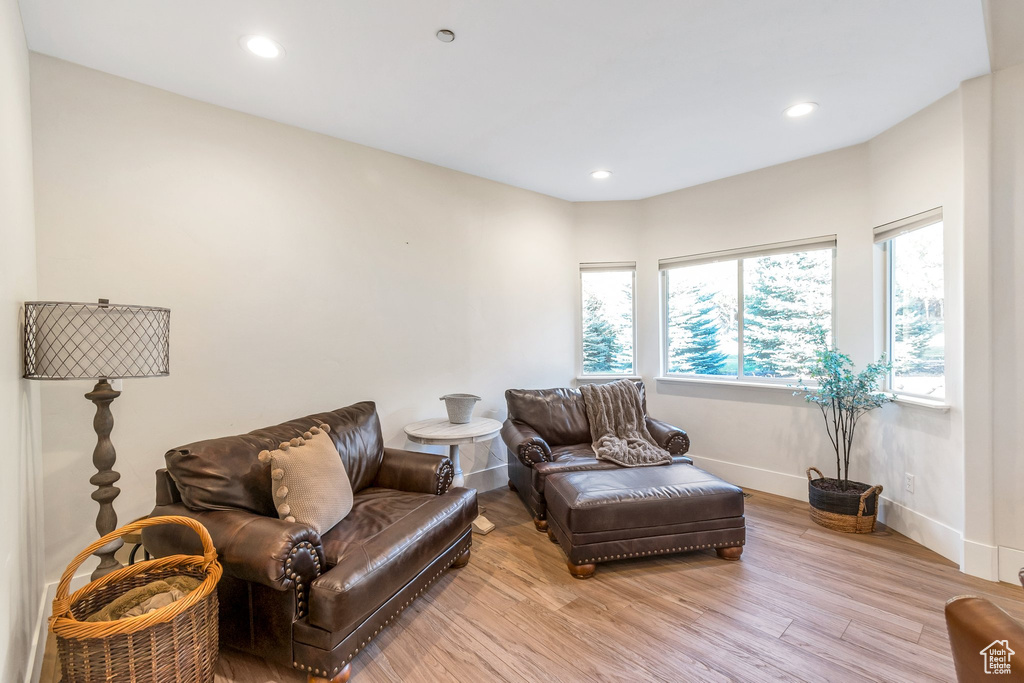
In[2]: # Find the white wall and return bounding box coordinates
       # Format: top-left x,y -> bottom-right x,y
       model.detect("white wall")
30,54 -> 577,584
959,73 -> 998,579
638,145 -> 883,519
574,93 -> 969,564
863,91 -> 965,561
989,62 -> 1024,579
957,0 -> 1024,588
0,0 -> 44,680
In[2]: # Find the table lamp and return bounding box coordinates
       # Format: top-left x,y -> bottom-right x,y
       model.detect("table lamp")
23,299 -> 170,580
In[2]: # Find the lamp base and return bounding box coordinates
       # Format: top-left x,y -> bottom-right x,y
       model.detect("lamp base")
86,379 -> 124,581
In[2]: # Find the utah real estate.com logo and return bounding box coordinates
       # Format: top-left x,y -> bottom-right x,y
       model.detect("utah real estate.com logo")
980,640 -> 1015,675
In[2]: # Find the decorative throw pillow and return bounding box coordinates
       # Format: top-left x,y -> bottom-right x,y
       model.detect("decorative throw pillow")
258,424 -> 354,534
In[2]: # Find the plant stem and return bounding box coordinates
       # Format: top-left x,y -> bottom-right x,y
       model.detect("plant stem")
838,398 -> 850,490
819,403 -> 838,462
830,394 -> 841,481
846,413 -> 859,489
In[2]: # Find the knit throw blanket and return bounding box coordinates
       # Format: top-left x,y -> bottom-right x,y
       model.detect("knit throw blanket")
580,380 -> 672,467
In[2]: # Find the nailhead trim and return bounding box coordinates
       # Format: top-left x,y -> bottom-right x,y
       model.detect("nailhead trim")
436,459 -> 455,494
519,443 -> 547,466
293,539 -> 472,673
579,540 -> 743,564
285,540 -> 322,618
665,432 -> 691,455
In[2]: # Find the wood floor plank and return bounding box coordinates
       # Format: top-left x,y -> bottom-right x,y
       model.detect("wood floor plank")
383,596 -> 514,683
553,596 -> 719,682
689,608 -> 864,683
780,620 -> 933,683
40,487 -> 1024,682
841,619 -> 953,681
613,599 -> 796,683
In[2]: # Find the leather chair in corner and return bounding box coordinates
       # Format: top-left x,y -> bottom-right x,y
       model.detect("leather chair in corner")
141,401 -> 477,683
500,380 -> 691,531
945,569 -> 1024,682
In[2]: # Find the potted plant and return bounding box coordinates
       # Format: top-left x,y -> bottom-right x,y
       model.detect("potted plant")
794,346 -> 894,533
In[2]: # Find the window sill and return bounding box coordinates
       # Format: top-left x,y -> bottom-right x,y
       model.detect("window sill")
654,377 -> 951,412
655,376 -> 798,391
888,394 -> 950,412
577,375 -> 642,382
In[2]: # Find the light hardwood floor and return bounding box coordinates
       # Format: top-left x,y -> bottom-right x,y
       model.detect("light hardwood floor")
42,487 -> 1024,682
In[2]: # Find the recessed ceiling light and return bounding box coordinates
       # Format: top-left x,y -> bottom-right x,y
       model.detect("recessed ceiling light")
590,170 -> 612,180
242,35 -> 284,59
436,29 -> 455,43
784,102 -> 818,118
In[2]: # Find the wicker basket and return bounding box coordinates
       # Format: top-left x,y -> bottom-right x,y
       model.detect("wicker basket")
50,516 -> 223,683
806,467 -> 883,534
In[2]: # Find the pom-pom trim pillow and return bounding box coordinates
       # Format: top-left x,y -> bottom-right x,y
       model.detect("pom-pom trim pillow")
258,423 -> 353,533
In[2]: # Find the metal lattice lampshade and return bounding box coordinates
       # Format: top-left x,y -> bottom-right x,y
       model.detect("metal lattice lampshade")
24,300 -> 170,380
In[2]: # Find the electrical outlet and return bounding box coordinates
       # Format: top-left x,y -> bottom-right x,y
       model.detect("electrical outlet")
904,473 -> 914,493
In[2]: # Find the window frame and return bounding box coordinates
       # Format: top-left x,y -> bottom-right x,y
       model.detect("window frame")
874,208 -> 944,400
658,236 -> 837,384
577,261 -> 638,378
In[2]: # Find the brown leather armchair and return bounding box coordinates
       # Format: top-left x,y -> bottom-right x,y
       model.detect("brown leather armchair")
501,381 -> 691,531
141,402 -> 477,683
945,569 -> 1024,682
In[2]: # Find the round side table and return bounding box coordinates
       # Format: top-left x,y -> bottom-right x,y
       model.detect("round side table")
404,417 -> 502,535
403,417 -> 502,489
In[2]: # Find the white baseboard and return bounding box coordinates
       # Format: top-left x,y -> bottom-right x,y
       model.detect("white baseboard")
26,586 -> 49,683
31,572 -> 91,683
689,455 -> 810,502
876,496 -> 962,564
963,539 -> 999,581
998,545 -> 1024,584
690,454 -> 966,569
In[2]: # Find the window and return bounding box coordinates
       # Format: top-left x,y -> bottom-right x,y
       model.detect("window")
580,262 -> 636,375
661,237 -> 834,380
875,209 -> 944,399
665,261 -> 737,375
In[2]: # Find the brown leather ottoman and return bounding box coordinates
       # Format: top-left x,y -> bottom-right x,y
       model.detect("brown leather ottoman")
544,465 -> 745,578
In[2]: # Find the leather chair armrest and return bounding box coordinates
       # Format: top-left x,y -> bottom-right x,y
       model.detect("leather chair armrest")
501,419 -> 552,467
945,595 -> 1024,681
155,468 -> 182,505
374,448 -> 454,495
646,417 -> 690,455
141,504 -> 324,592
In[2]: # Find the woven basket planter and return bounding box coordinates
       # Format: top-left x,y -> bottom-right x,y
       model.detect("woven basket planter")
807,467 -> 883,534
50,516 -> 222,683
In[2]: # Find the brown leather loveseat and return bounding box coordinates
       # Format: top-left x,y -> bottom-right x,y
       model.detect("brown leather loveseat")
501,381 -> 691,531
142,402 -> 477,683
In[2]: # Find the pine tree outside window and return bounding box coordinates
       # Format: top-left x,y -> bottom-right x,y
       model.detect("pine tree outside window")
742,250 -> 832,378
660,237 -> 835,381
665,262 -> 737,375
580,263 -> 636,376
874,209 -> 945,399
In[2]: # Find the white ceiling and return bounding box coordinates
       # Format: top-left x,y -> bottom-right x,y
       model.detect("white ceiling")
20,0 -> 991,201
